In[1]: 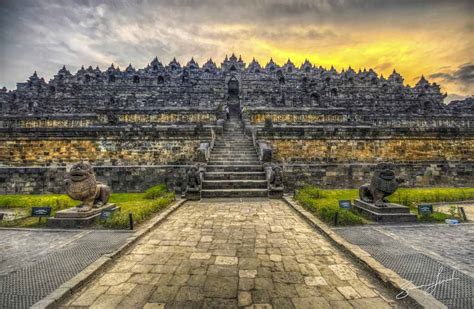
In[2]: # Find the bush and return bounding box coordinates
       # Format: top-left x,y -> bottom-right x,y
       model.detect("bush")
389,188 -> 474,206
294,186 -> 474,225
144,184 -> 168,200
0,194 -> 78,212
295,186 -> 364,226
103,192 -> 175,229
0,183 -> 176,229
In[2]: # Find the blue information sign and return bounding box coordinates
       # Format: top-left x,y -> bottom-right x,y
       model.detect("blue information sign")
100,208 -> 118,221
31,206 -> 52,217
417,204 -> 433,215
339,200 -> 352,209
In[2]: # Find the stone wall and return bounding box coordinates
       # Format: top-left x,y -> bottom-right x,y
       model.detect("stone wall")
0,165 -> 190,194
271,139 -> 473,163
0,109 -> 218,128
2,161 -> 471,195
250,125 -> 474,190
0,126 -> 215,166
282,162 -> 474,192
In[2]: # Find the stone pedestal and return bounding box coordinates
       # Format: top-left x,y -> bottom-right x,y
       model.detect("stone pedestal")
268,189 -> 283,199
185,190 -> 201,201
46,203 -> 117,228
354,199 -> 417,223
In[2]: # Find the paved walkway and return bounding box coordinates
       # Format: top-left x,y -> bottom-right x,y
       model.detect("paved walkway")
0,229 -> 132,309
62,199 -> 397,308
334,224 -> 474,308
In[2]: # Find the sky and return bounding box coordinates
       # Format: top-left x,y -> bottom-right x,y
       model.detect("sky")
0,0 -> 473,102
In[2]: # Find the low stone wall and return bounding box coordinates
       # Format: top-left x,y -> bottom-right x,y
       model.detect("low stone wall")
0,165 -> 191,194
2,161 -> 472,195
282,162 -> 474,192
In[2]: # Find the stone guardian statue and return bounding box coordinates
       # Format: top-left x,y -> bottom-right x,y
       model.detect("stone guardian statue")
359,162 -> 404,207
65,162 -> 111,212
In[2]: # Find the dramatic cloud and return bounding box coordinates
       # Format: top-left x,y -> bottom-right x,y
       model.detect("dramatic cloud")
429,63 -> 474,96
0,0 -> 473,99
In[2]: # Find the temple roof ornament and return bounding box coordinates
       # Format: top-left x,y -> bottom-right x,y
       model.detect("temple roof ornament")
150,57 -> 164,71
125,64 -> 135,73
345,66 -> 356,77
202,58 -> 217,72
388,69 -> 403,84
167,58 -> 181,70
58,65 -> 69,74
107,64 -> 116,72
29,71 -> 39,80
282,59 -> 296,72
247,58 -> 262,73
300,59 -> 313,71
186,57 -> 199,69
265,58 -> 278,71
416,75 -> 430,88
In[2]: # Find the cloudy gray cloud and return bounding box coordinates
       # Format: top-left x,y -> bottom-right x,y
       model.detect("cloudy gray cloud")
0,0 -> 472,93
429,63 -> 474,92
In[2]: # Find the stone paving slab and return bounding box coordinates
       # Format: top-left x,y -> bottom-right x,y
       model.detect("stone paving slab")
0,229 -> 132,309
334,224 -> 474,309
62,199 -> 399,308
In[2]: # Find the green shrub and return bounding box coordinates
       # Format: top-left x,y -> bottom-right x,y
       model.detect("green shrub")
295,187 -> 364,226
144,184 -> 168,200
0,194 -> 78,211
0,183 -> 176,229
294,186 -> 474,225
389,188 -> 474,206
103,192 -> 175,229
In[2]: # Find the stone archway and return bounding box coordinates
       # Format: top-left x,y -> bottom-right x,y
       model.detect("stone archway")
227,77 -> 240,116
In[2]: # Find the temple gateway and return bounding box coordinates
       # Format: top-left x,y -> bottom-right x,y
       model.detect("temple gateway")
0,54 -> 472,195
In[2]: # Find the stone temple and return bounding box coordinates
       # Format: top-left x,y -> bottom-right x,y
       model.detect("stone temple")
0,54 -> 472,195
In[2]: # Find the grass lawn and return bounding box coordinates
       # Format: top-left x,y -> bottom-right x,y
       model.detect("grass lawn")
0,184 -> 175,229
295,186 -> 474,226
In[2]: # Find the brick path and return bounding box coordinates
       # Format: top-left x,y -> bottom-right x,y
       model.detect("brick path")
62,199 -> 396,308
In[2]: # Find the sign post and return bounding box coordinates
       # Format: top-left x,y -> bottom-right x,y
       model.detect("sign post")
100,208 -> 118,221
417,204 -> 433,216
31,206 -> 52,223
339,200 -> 352,210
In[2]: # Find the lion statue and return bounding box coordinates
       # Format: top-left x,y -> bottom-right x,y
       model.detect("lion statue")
359,162 -> 404,207
186,165 -> 202,193
65,162 -> 111,212
269,165 -> 284,190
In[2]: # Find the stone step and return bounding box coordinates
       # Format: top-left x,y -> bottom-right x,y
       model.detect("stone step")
211,155 -> 259,160
201,189 -> 268,198
211,148 -> 257,155
214,142 -> 254,145
208,160 -> 261,166
213,144 -> 254,148
212,148 -> 255,152
206,165 -> 264,172
202,180 -> 268,189
204,172 -> 266,181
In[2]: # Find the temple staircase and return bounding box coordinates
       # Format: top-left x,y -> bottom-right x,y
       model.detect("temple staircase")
201,116 -> 268,198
